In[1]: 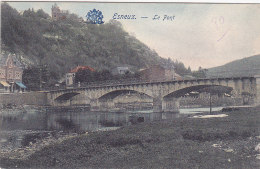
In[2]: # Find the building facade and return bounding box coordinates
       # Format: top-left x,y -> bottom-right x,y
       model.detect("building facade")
0,53 -> 25,92
66,66 -> 95,86
139,65 -> 176,82
111,67 -> 130,75
66,72 -> 76,86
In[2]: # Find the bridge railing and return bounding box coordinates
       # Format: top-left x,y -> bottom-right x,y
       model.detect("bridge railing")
38,78 -> 161,92
46,75 -> 255,92
72,78 -> 159,88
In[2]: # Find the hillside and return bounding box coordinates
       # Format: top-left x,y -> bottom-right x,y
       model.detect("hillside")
207,54 -> 260,77
1,3 -> 190,81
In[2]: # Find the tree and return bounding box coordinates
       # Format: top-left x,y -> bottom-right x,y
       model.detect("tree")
36,9 -> 49,19
187,66 -> 191,73
75,69 -> 94,83
171,59 -> 191,76
22,65 -> 49,91
99,70 -> 111,81
67,13 -> 79,20
192,67 -> 208,78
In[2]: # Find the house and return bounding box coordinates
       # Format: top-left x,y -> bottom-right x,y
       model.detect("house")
66,72 -> 75,86
139,64 -> 176,82
111,67 -> 131,75
174,72 -> 183,80
66,66 -> 95,86
0,53 -> 26,92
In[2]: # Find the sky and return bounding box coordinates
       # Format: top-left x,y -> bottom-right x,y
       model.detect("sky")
6,2 -> 260,70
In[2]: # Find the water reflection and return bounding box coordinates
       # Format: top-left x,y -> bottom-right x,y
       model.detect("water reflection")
0,108 -> 182,150
0,107 -> 223,132
46,111 -> 180,132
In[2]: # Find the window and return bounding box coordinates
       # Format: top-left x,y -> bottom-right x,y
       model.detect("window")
15,71 -> 21,79
8,60 -> 13,68
8,70 -> 13,79
0,69 -> 5,78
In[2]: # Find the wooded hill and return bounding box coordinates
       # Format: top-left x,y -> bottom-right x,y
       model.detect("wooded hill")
207,54 -> 260,77
1,3 -> 191,82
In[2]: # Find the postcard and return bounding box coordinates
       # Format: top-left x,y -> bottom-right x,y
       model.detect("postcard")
0,1 -> 260,168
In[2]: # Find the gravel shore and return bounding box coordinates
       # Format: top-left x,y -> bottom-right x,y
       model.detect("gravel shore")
0,130 -> 79,160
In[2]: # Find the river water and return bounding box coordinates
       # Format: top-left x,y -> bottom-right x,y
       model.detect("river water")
179,107 -> 224,114
0,106 -> 223,152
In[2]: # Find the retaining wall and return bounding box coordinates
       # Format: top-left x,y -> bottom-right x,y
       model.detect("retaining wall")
0,92 -> 49,107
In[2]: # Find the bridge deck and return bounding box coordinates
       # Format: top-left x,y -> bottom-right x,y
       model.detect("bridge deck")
48,76 -> 255,93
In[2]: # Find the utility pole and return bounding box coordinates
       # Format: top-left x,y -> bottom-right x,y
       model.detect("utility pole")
39,65 -> 42,91
209,92 -> 212,114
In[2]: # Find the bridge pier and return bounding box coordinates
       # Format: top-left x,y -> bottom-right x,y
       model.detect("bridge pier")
90,99 -> 101,111
153,97 -> 180,112
153,97 -> 162,112
162,98 -> 180,113
255,75 -> 260,105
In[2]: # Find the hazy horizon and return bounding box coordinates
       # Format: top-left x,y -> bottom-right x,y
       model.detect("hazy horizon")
5,2 -> 260,70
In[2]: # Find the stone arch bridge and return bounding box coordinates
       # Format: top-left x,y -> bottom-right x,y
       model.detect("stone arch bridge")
47,76 -> 260,112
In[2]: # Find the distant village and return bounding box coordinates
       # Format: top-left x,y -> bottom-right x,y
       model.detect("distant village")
0,51 -> 238,108
65,64 -> 182,86
0,51 -> 183,93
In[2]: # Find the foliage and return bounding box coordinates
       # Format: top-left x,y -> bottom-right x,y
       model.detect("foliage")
172,59 -> 192,76
1,3 -> 191,86
22,65 -> 50,91
74,68 -> 139,83
192,67 -> 207,78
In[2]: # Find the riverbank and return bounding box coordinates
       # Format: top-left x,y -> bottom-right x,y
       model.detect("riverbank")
1,107 -> 260,168
0,130 -> 79,160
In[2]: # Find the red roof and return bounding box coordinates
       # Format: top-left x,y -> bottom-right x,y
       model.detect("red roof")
70,66 -> 95,73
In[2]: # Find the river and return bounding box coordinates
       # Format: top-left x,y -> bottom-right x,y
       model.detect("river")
179,107 -> 224,114
0,106 -> 223,153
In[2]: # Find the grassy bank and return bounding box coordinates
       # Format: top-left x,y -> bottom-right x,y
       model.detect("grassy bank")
1,107 -> 260,168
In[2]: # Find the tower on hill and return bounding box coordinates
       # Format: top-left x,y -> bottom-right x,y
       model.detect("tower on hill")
51,3 -> 69,20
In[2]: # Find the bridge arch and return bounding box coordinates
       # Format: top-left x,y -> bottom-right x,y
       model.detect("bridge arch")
161,85 -> 234,112
54,91 -> 93,106
54,92 -> 81,102
163,84 -> 234,99
98,89 -> 153,101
